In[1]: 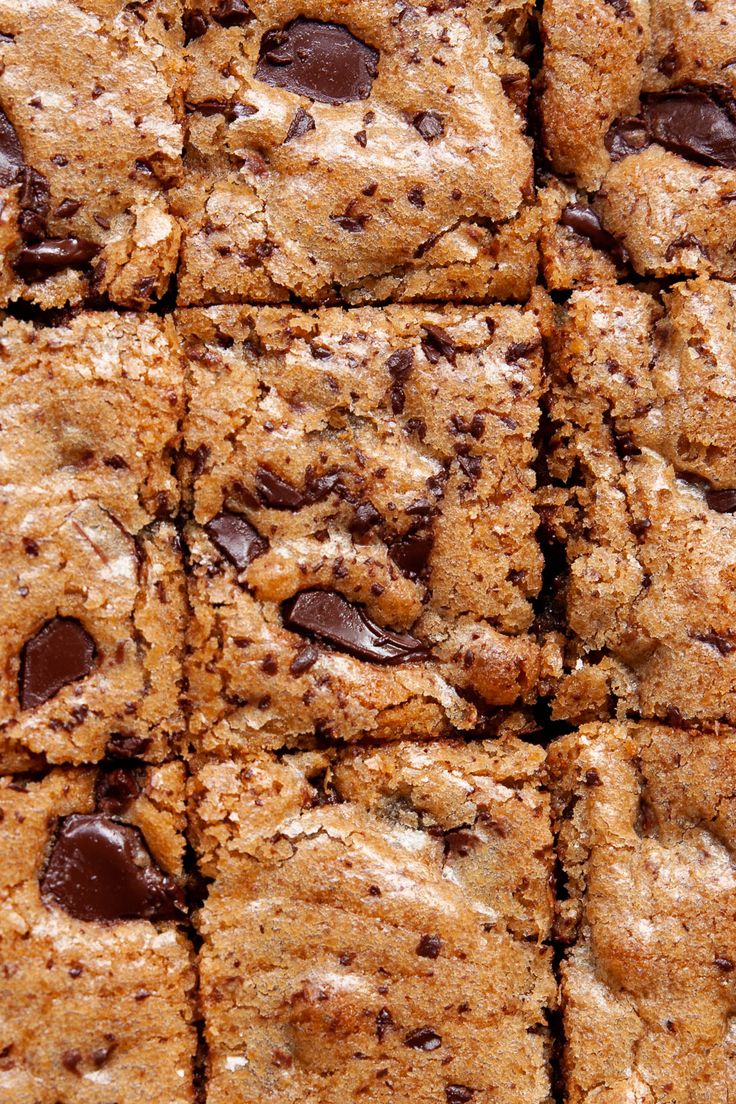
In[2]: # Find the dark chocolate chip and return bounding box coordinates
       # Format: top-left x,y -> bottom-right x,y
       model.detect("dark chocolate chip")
404,1026 -> 442,1051
350,501 -> 383,536
694,630 -> 736,656
388,531 -> 433,577
376,1007 -> 394,1041
255,466 -> 307,509
0,106 -> 24,188
329,213 -> 368,233
211,0 -> 253,27
55,197 -> 82,219
255,18 -> 379,105
105,733 -> 151,759
205,511 -> 268,571
642,90 -> 736,169
18,167 -> 50,240
421,324 -> 456,364
184,8 -> 208,40
416,933 -> 442,958
40,814 -> 185,922
283,589 -> 428,664
19,617 -> 95,710
413,111 -> 444,141
445,1087 -> 475,1104
256,466 -> 340,510
560,203 -> 626,263
603,0 -> 632,15
284,106 -> 315,143
715,956 -> 735,972
605,116 -> 650,160
14,237 -> 100,282
444,830 -> 480,858
385,347 -> 414,413
706,487 -> 736,513
94,768 -> 140,815
290,643 -> 319,675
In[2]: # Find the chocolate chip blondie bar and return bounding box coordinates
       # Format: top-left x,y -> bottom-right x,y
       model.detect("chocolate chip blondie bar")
0,312 -> 186,770
550,721 -> 736,1102
0,761 -> 196,1102
540,0 -> 736,284
190,737 -> 555,1104
0,0 -> 184,310
179,303 -> 545,752
175,0 -> 538,305
543,277 -> 736,727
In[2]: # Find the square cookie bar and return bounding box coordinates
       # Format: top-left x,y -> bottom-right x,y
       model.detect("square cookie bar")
540,0 -> 736,284
190,737 -> 555,1104
180,304 -> 544,751
175,0 -> 538,305
0,761 -> 196,1103
0,312 -> 186,769
549,721 -> 736,1102
544,278 -> 736,727
0,0 -> 184,310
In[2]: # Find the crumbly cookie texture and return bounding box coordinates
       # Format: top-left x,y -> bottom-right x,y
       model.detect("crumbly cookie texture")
540,0 -> 736,282
549,721 -> 736,1103
179,303 -> 544,752
175,0 -> 537,305
190,737 -> 555,1104
544,277 -> 736,727
0,762 -> 196,1104
0,0 -> 184,310
0,313 -> 186,770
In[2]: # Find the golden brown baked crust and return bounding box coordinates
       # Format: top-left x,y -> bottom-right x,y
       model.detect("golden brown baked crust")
0,0 -> 184,309
190,737 -> 555,1104
0,762 -> 196,1103
0,313 -> 186,769
545,278 -> 736,727
178,303 -> 545,751
541,0 -> 736,282
549,721 -> 736,1103
175,0 -> 538,305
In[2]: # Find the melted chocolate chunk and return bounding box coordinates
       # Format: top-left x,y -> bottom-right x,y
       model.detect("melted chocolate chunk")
41,814 -> 185,922
404,1026 -> 442,1051
284,589 -> 428,664
560,203 -> 626,263
642,90 -> 736,169
184,8 -> 208,41
14,237 -> 100,282
211,0 -> 253,26
256,18 -> 379,105
105,733 -> 151,759
445,1087 -> 475,1104
706,487 -> 736,513
416,933 -> 442,958
94,768 -> 141,815
389,531 -> 433,577
284,106 -> 316,143
421,324 -> 456,364
0,106 -> 24,188
385,347 -> 414,414
20,617 -> 95,710
205,511 -> 268,570
256,466 -> 340,510
413,111 -> 445,141
605,116 -> 650,160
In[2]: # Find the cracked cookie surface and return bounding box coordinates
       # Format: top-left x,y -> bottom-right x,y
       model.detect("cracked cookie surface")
540,0 -> 736,284
549,721 -> 736,1103
0,0 -> 184,309
179,303 -> 545,751
543,278 -> 736,727
0,313 -> 186,769
190,737 -> 555,1104
0,762 -> 196,1103
175,0 -> 537,305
